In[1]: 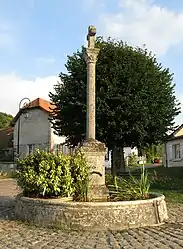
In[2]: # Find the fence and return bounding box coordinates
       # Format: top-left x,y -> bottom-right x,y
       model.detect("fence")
0,143 -> 75,162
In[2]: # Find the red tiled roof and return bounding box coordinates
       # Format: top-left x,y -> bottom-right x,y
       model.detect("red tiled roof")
24,98 -> 55,113
11,98 -> 55,126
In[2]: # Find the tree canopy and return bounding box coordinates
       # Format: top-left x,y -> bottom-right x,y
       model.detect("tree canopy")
0,112 -> 13,130
50,37 -> 180,150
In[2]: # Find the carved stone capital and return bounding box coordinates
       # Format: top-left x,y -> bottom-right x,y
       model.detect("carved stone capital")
85,48 -> 100,64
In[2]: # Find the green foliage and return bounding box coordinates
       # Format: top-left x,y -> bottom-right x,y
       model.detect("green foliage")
147,166 -> 183,203
149,166 -> 183,191
0,112 -> 13,129
105,173 -> 115,186
17,150 -> 73,198
107,166 -> 183,203
106,165 -> 151,201
17,149 -> 89,200
127,152 -> 138,166
131,164 -> 151,198
0,170 -> 17,178
144,144 -> 163,163
70,150 -> 89,201
50,37 -> 180,149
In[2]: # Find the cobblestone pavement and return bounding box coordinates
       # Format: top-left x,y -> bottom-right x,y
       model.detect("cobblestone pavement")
1,179 -> 183,248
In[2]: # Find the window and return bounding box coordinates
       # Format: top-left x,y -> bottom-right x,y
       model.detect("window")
27,144 -> 35,155
172,144 -> 181,159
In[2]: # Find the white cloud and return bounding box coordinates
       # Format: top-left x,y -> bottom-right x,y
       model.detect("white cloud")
0,74 -> 59,116
98,0 -> 183,56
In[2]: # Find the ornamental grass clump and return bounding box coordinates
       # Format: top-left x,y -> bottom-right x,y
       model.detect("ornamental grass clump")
106,164 -> 151,201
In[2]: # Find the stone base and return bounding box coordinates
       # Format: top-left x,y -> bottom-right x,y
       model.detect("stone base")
79,139 -> 108,200
15,193 -> 169,231
88,185 -> 109,201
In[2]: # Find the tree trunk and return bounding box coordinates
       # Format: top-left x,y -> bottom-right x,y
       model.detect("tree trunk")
111,147 -> 126,176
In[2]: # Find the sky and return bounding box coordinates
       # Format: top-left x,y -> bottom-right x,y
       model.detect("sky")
0,0 -> 183,124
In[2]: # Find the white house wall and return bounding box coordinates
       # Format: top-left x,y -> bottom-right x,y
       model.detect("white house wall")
124,147 -> 138,157
51,128 -> 66,145
50,128 -> 66,152
13,109 -> 51,157
165,139 -> 183,167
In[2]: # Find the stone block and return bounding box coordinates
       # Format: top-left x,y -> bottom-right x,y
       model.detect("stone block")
80,139 -> 108,200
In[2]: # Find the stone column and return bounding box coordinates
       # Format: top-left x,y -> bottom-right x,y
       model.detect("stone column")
80,26 -> 108,201
85,42 -> 99,140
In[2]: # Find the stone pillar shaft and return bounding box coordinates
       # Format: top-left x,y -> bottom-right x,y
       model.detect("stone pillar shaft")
86,60 -> 96,140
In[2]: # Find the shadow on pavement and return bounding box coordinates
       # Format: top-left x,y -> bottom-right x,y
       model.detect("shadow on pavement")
0,197 -> 16,221
0,196 -> 16,208
0,179 -> 20,221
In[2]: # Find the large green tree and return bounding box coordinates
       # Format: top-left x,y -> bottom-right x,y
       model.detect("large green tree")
0,112 -> 13,129
50,37 -> 180,172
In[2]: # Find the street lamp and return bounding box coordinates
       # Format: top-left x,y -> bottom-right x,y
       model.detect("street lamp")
17,97 -> 31,159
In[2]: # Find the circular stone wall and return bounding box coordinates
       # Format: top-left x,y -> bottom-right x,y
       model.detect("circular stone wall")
15,193 -> 168,231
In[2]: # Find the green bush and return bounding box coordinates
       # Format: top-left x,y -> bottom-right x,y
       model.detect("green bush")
127,152 -> 138,166
70,151 -> 89,201
17,150 -> 73,198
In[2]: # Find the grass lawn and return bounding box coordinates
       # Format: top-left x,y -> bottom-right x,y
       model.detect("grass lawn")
145,166 -> 183,203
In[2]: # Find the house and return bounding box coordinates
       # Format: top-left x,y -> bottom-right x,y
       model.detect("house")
164,124 -> 183,167
1,97 -> 139,163
12,98 -> 67,158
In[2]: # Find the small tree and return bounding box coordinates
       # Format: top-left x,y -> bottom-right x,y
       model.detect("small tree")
50,37 -> 180,175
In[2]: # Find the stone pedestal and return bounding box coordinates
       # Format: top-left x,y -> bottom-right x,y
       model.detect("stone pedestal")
80,139 -> 109,201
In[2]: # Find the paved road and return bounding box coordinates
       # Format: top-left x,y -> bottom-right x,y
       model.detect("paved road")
0,179 -> 183,249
